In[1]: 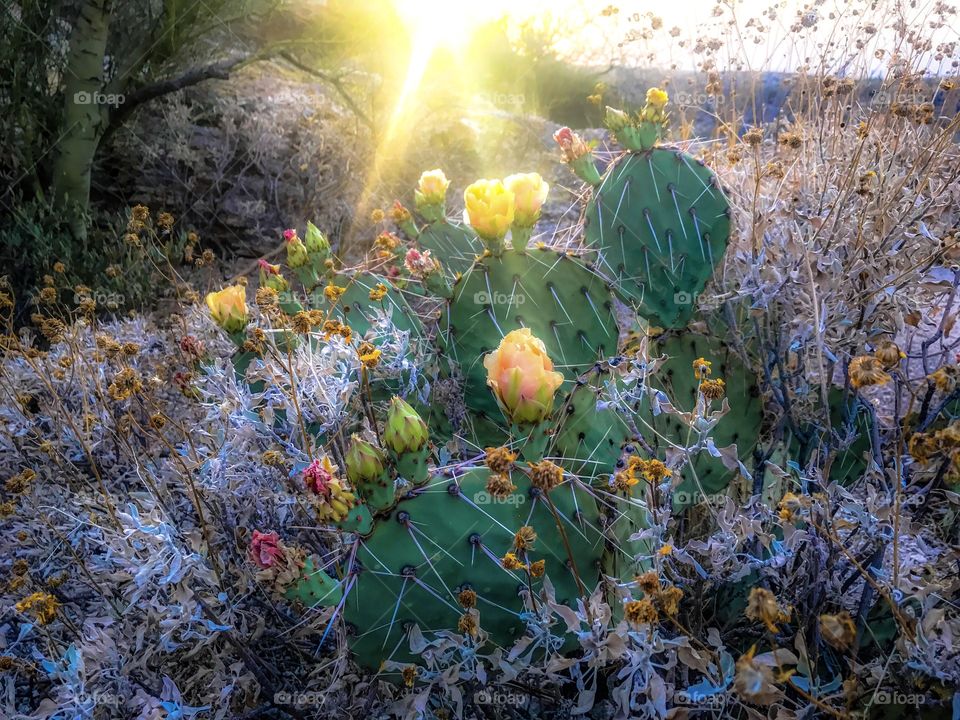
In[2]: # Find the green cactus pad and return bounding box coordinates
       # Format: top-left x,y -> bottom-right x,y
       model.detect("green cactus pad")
790,388 -> 873,486
418,220 -> 483,278
393,447 -> 430,487
285,556 -> 343,608
584,148 -> 732,329
440,248 -> 619,430
324,273 -> 423,339
343,467 -> 604,669
552,373 -> 634,481
644,332 -> 764,505
334,503 -> 376,537
354,469 -> 397,514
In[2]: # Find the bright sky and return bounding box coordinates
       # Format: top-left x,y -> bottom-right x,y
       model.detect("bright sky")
394,0 -> 959,74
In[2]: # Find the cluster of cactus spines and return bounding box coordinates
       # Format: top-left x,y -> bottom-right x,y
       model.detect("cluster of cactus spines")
203,90 -> 781,674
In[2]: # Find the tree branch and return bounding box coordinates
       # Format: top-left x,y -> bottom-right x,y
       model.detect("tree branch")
278,52 -> 374,131
107,51 -> 262,130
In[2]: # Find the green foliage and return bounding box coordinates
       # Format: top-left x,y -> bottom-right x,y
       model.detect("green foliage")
0,199 -> 190,323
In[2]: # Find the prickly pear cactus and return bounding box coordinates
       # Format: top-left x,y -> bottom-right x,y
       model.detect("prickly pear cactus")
646,332 -> 764,504
417,219 -> 482,278
209,128 -> 756,678
285,556 -> 343,608
552,369 -> 635,481
441,247 -> 619,436
326,272 -> 423,339
343,466 -> 604,667
584,149 -> 731,329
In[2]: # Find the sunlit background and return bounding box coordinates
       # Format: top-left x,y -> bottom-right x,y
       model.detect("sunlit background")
302,0 -> 959,239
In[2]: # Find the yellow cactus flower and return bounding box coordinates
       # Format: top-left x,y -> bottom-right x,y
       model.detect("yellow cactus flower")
416,169 -> 450,205
482,328 -> 564,425
205,285 -> 248,334
645,87 -> 669,110
464,179 -> 515,242
504,173 -> 549,228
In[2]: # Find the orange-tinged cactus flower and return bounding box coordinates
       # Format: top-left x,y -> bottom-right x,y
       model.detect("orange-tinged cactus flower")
504,173 -> 549,228
464,179 -> 515,243
205,285 -> 248,334
482,328 -> 564,425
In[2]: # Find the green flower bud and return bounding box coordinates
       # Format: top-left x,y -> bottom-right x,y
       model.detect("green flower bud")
304,221 -> 330,260
286,231 -> 309,269
258,259 -> 289,293
345,435 -> 387,485
383,397 -> 429,454
604,106 -> 630,131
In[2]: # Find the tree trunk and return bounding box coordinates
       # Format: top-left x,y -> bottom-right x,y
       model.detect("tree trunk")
52,0 -> 113,240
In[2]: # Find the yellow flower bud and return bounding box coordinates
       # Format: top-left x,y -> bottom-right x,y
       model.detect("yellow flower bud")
416,169 -> 450,206
504,173 -> 549,229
